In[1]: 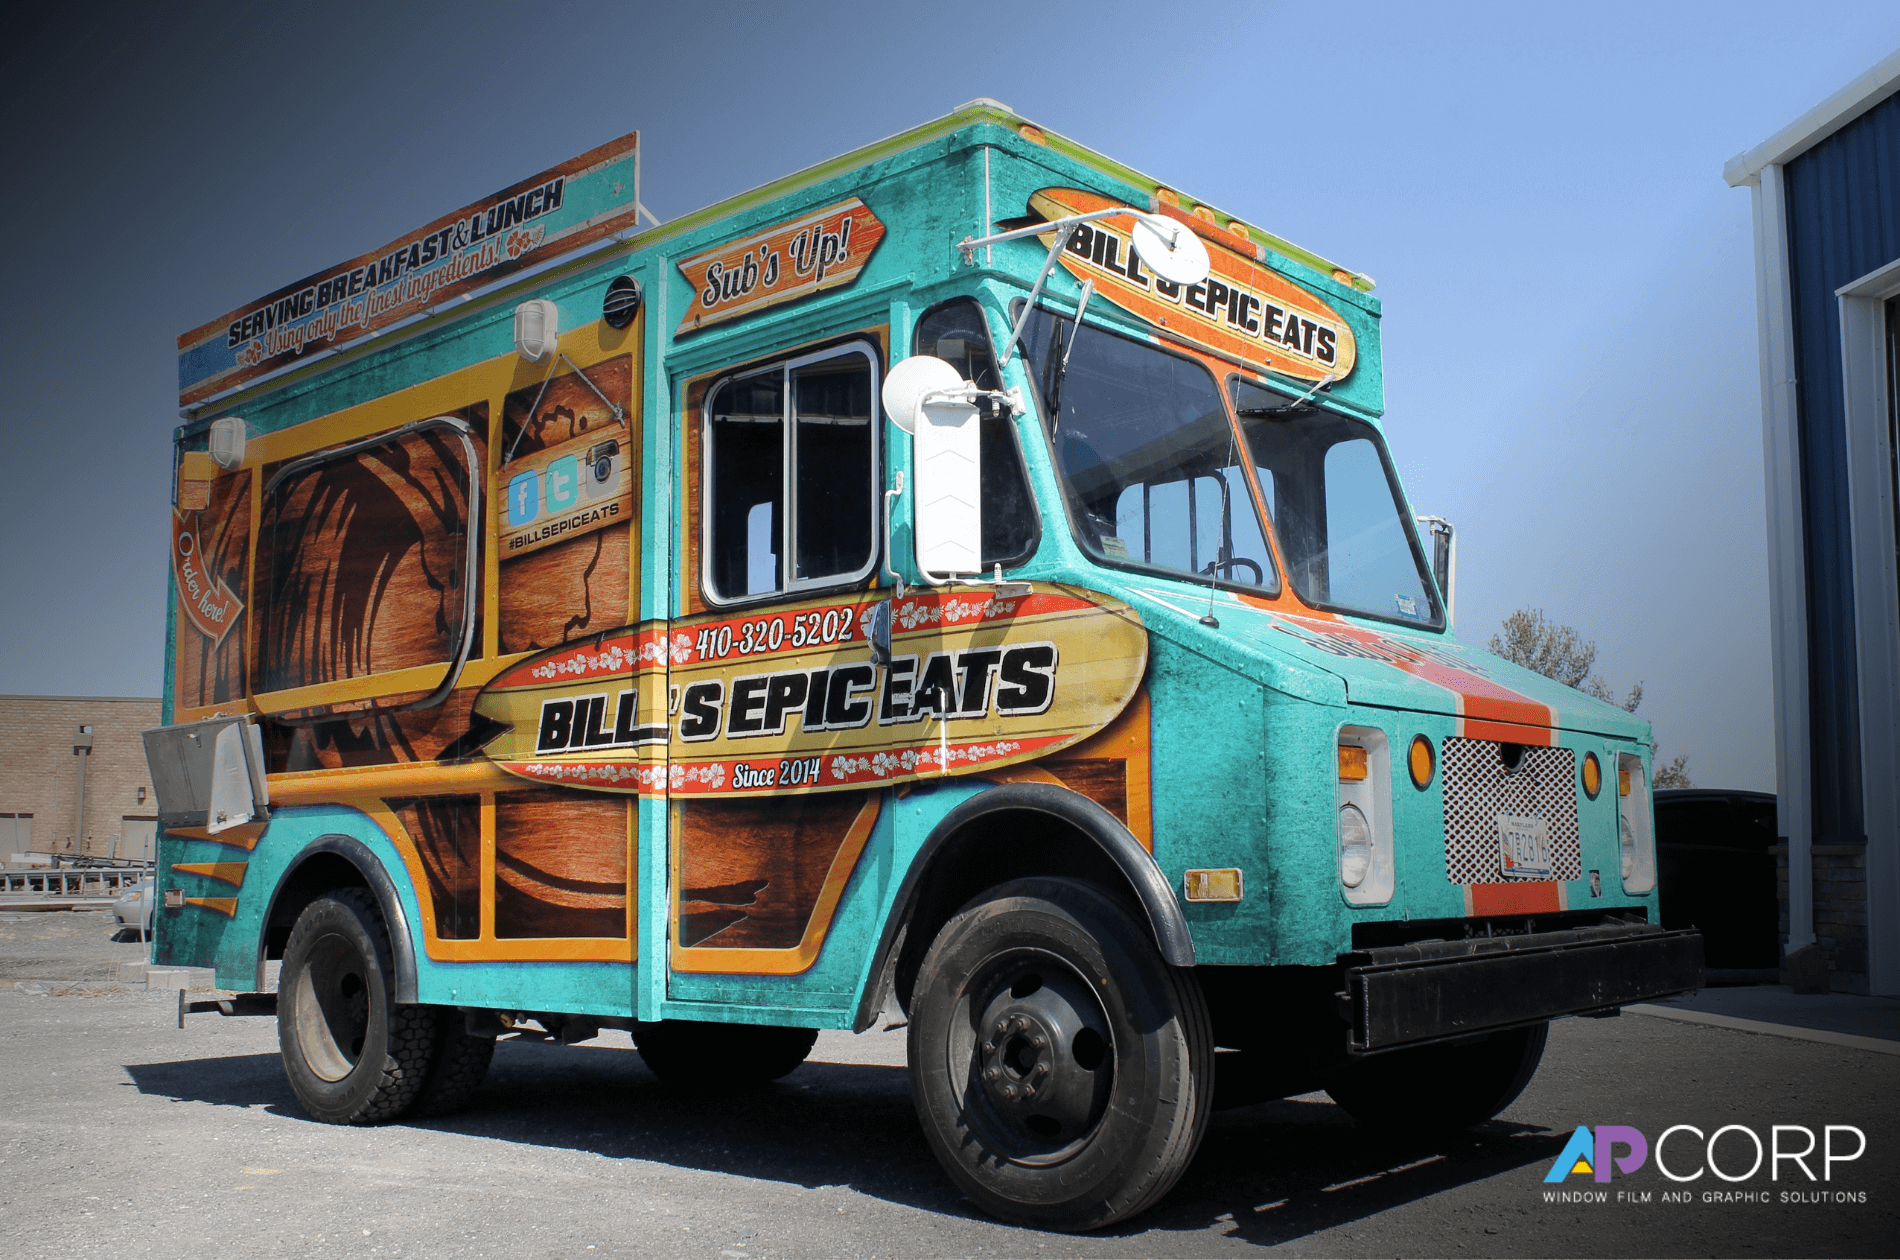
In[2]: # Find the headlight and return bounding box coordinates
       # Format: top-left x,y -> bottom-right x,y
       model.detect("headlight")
1616,752 -> 1656,894
1335,728 -> 1393,903
1338,803 -> 1371,888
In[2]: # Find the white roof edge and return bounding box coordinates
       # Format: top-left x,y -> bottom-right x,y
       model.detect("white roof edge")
1724,47 -> 1900,187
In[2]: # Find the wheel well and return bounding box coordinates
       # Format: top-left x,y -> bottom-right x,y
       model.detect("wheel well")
263,852 -> 369,961
887,808 -> 1145,1020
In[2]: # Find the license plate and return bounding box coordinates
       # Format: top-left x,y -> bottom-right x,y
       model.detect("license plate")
1496,813 -> 1551,880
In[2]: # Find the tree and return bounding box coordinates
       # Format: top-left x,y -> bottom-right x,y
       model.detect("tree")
1488,608 -> 1691,788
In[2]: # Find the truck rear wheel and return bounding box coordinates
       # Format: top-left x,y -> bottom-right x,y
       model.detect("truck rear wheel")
907,877 -> 1213,1233
277,889 -> 433,1125
408,1008 -> 496,1118
1324,1021 -> 1549,1133
633,1019 -> 818,1089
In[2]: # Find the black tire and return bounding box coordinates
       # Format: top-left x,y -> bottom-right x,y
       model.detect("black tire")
907,877 -> 1213,1233
277,889 -> 434,1125
1325,1021 -> 1549,1133
633,1019 -> 819,1089
408,1008 -> 496,1118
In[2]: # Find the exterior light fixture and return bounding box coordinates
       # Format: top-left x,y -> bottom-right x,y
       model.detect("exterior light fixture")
513,299 -> 560,363
208,416 -> 247,470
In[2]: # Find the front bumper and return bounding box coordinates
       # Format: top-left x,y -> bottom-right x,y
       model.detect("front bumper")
1338,923 -> 1704,1054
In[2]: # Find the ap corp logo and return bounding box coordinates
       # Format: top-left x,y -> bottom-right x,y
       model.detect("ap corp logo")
1543,1123 -> 1867,1203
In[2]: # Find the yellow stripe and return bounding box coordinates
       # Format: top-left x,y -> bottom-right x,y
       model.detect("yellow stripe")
172,861 -> 248,888
184,897 -> 239,917
269,760 -> 520,804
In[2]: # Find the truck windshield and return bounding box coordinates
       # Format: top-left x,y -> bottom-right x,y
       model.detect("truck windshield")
1018,308 -> 1278,594
1232,378 -> 1442,628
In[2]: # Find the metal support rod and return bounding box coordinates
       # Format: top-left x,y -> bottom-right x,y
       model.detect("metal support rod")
957,206 -> 1187,264
997,225 -> 1075,369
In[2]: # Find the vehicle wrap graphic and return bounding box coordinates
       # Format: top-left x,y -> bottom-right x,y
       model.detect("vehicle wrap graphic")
1029,187 -> 1358,384
471,584 -> 1148,796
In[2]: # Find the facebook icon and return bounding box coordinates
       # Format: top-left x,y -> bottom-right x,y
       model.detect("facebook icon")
507,470 -> 540,527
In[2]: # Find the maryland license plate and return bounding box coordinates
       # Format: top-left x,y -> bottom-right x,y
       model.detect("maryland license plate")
1496,813 -> 1552,880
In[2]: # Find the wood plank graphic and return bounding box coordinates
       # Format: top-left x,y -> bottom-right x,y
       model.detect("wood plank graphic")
173,469 -> 251,710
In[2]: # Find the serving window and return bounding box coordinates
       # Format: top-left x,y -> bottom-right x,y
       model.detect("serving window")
702,342 -> 879,605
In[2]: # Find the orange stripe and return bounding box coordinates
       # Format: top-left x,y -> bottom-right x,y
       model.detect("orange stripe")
1268,612 -> 1554,743
172,861 -> 248,888
1466,881 -> 1564,916
183,896 -> 239,917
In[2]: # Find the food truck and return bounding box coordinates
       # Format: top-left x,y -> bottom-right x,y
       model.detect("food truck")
146,101 -> 1703,1230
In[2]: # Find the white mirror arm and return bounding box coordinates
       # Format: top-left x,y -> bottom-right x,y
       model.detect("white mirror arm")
957,208 -> 1186,264
996,223 -> 1075,368
917,385 -> 1023,416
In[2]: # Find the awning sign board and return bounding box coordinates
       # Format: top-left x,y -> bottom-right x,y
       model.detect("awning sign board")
176,133 -> 643,406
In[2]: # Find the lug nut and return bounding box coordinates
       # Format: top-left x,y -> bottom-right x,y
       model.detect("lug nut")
1001,1085 -> 1016,1099
1032,1035 -> 1046,1048
984,1067 -> 1000,1081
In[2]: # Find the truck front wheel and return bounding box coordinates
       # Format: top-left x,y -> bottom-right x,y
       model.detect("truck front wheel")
908,877 -> 1213,1233
277,889 -> 434,1124
1324,1021 -> 1549,1133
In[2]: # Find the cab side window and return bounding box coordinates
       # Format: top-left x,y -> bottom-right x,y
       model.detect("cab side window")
913,299 -> 1038,567
704,343 -> 878,604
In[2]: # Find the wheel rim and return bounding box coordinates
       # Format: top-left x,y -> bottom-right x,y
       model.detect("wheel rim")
291,930 -> 373,1082
949,948 -> 1115,1165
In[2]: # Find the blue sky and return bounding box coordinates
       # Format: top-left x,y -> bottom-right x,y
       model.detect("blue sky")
2,0 -> 1895,791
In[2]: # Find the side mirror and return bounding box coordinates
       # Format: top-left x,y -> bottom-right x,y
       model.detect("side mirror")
1417,515 -> 1456,624
882,356 -> 982,581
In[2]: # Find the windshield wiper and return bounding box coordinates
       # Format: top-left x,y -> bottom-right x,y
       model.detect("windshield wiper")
1235,371 -> 1337,417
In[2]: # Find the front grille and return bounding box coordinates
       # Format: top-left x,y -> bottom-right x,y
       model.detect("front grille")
1441,737 -> 1581,884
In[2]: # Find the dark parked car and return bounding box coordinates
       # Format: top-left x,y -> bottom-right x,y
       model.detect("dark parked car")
1653,789 -> 1779,971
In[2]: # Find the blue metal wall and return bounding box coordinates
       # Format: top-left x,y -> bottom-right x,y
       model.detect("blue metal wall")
1783,88 -> 1900,845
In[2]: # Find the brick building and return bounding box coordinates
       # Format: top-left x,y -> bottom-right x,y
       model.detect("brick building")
0,695 -> 162,866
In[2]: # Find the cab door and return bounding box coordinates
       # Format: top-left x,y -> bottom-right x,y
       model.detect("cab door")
664,338 -> 887,1007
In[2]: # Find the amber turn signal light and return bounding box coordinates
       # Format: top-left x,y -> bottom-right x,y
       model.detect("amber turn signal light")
1618,766 -> 1632,797
1407,735 -> 1434,789
1582,751 -> 1602,799
1183,868 -> 1243,902
1338,744 -> 1369,782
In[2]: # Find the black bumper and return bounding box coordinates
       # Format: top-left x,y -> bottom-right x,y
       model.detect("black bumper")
1338,923 -> 1705,1054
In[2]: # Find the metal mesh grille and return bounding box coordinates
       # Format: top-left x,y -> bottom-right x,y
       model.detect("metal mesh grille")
1441,737 -> 1581,884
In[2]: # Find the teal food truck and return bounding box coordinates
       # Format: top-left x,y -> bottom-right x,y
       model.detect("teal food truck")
147,101 -> 1703,1230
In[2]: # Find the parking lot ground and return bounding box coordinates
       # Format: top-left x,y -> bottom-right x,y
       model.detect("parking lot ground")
2,916 -> 1896,1259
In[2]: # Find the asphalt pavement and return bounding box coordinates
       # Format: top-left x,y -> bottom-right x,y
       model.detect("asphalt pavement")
2,912 -> 1896,1258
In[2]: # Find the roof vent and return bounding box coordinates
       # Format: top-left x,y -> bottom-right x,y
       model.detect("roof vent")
602,276 -> 641,329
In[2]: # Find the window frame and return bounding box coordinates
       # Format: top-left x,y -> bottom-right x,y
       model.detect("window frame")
699,339 -> 882,608
253,413 -> 485,714
1228,374 -> 1445,631
911,296 -> 1043,570
1010,299 -> 1283,598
